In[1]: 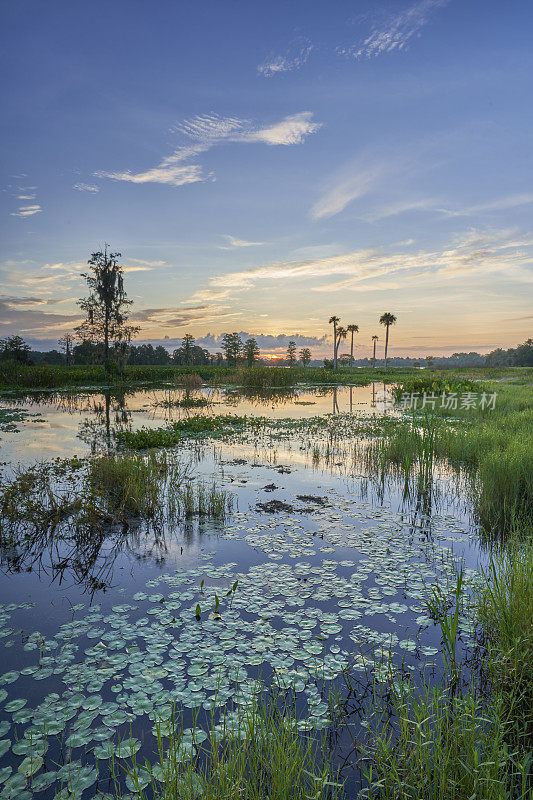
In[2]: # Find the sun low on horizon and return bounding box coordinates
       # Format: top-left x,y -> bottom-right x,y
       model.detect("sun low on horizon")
1,0 -> 532,359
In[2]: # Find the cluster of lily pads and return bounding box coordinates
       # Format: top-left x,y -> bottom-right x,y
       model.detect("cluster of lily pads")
0,491 -> 479,800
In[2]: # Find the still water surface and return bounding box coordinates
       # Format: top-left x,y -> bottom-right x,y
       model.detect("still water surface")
0,385 -> 482,798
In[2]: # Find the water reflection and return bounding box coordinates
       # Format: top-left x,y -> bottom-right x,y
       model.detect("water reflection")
77,390 -> 132,453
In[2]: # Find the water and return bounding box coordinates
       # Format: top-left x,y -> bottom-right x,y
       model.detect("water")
0,384 -> 484,798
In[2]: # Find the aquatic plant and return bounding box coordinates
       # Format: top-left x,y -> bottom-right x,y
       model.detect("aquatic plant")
177,482 -> 233,520
115,415 -> 252,449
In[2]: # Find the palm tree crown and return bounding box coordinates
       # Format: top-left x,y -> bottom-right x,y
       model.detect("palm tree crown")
379,313 -> 397,327
379,313 -> 397,369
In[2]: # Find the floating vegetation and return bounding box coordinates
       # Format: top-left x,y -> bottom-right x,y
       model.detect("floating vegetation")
0,495 -> 477,798
0,408 -> 41,436
151,387 -> 210,409
116,415 -> 253,450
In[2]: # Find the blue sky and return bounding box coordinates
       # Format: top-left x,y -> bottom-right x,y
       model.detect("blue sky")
1,0 -> 532,356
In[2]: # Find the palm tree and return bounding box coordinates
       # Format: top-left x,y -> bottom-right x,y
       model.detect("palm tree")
372,335 -> 379,368
379,313 -> 397,369
328,316 -> 340,368
347,324 -> 359,366
335,326 -> 347,365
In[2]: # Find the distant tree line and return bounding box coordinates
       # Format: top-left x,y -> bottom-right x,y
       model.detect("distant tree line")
3,337 -> 532,369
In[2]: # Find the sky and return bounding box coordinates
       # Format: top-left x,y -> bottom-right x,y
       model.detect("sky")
1,0 -> 532,358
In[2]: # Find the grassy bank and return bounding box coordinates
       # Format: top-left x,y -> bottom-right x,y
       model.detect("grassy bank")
372,380 -> 533,535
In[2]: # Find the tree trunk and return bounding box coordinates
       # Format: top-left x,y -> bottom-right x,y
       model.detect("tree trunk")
333,322 -> 337,369
372,340 -> 376,368
384,325 -> 389,370
350,331 -> 354,366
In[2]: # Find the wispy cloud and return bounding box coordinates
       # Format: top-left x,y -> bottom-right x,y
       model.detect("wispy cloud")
96,112 -> 321,188
10,204 -> 42,217
311,166 -> 385,220
131,304 -> 238,328
258,37 -> 314,77
202,228 -> 533,296
0,295 -> 46,307
73,182 -> 100,193
440,193 -> 533,217
220,235 -> 265,249
339,0 -> 450,60
310,147 -> 410,220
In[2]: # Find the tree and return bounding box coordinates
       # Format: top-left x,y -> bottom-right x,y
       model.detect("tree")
243,338 -> 260,366
372,335 -> 379,368
328,316 -> 340,368
58,333 -> 74,366
172,344 -> 209,365
181,334 -> 195,366
379,313 -> 397,370
0,335 -> 32,364
75,246 -> 139,372
300,347 -> 311,366
287,341 -> 297,366
335,326 -> 347,364
221,333 -> 243,365
347,324 -> 359,366
513,339 -> 533,366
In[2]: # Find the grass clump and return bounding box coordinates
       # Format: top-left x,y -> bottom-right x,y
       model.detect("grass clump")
115,415 -> 250,449
87,450 -> 186,518
229,366 -> 297,389
177,482 -> 233,519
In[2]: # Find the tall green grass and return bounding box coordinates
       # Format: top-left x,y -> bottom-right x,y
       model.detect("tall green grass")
228,366 -> 297,388
478,539 -> 533,747
361,682 -> 532,800
87,450 -> 186,518
176,482 -> 233,519
374,381 -> 533,535
111,695 -> 340,800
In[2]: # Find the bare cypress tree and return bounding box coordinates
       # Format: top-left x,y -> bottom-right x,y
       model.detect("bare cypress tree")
75,246 -> 139,372
58,333 -> 74,366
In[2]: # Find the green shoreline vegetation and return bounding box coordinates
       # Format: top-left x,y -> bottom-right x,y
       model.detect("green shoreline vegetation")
1,356 -> 531,391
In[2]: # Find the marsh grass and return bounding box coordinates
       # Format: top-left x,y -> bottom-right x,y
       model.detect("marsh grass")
370,379 -> 533,534
478,539 -> 533,747
361,682 -> 532,800
87,450 -> 187,518
110,695 -> 340,800
229,366 -> 297,389
177,481 -> 233,519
